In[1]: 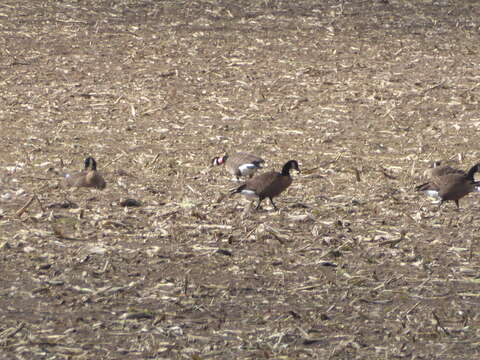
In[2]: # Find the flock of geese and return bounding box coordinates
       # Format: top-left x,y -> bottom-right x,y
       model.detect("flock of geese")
62,153 -> 480,211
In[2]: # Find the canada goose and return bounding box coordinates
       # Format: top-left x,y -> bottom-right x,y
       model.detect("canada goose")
416,163 -> 480,208
63,157 -> 106,190
212,152 -> 264,180
230,160 -> 300,210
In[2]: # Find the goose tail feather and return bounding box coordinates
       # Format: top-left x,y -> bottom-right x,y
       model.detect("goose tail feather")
230,184 -> 246,196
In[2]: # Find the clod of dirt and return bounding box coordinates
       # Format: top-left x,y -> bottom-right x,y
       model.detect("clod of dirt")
46,201 -> 78,209
216,249 -> 233,256
119,198 -> 142,207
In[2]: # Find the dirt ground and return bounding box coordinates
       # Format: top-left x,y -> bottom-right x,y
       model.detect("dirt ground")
1,0 -> 480,359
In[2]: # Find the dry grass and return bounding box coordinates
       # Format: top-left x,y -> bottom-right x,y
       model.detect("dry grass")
1,0 -> 480,358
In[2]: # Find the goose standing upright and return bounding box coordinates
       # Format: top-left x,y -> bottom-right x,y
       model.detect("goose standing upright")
230,160 -> 300,210
416,162 -> 480,208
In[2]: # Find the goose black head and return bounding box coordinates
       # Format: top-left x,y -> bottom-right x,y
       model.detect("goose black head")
252,160 -> 263,168
84,157 -> 97,171
467,163 -> 480,180
281,160 -> 300,175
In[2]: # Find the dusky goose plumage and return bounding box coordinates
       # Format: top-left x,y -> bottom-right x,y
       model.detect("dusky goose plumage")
63,157 -> 106,190
426,161 -> 466,178
416,162 -> 480,208
230,160 -> 300,210
212,152 -> 264,180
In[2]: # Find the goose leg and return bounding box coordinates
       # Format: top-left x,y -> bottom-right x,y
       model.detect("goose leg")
455,200 -> 460,209
255,198 -> 263,210
437,200 -> 444,210
269,197 -> 278,210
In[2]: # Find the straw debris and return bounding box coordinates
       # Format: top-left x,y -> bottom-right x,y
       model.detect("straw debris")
1,0 -> 480,358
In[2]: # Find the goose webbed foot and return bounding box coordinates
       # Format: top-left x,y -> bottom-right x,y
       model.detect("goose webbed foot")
269,197 -> 278,211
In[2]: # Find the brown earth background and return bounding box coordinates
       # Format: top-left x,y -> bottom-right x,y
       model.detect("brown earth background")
1,0 -> 480,359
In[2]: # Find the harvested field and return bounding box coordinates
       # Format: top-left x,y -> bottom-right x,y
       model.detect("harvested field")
1,0 -> 480,358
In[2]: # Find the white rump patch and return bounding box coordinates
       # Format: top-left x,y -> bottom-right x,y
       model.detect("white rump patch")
474,186 -> 480,193
423,190 -> 440,199
240,189 -> 258,199
238,163 -> 258,176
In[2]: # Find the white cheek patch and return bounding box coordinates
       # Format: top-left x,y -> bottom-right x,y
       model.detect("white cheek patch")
423,190 -> 440,199
238,163 -> 258,176
240,189 -> 258,199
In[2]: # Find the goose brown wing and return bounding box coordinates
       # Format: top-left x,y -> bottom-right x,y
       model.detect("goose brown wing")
226,153 -> 263,176
416,177 -> 440,192
63,171 -> 87,188
228,152 -> 264,169
431,165 -> 466,177
243,171 -> 280,195
436,173 -> 471,200
87,172 -> 106,189
234,152 -> 264,163
244,171 -> 293,198
431,173 -> 465,190
417,167 -> 465,191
